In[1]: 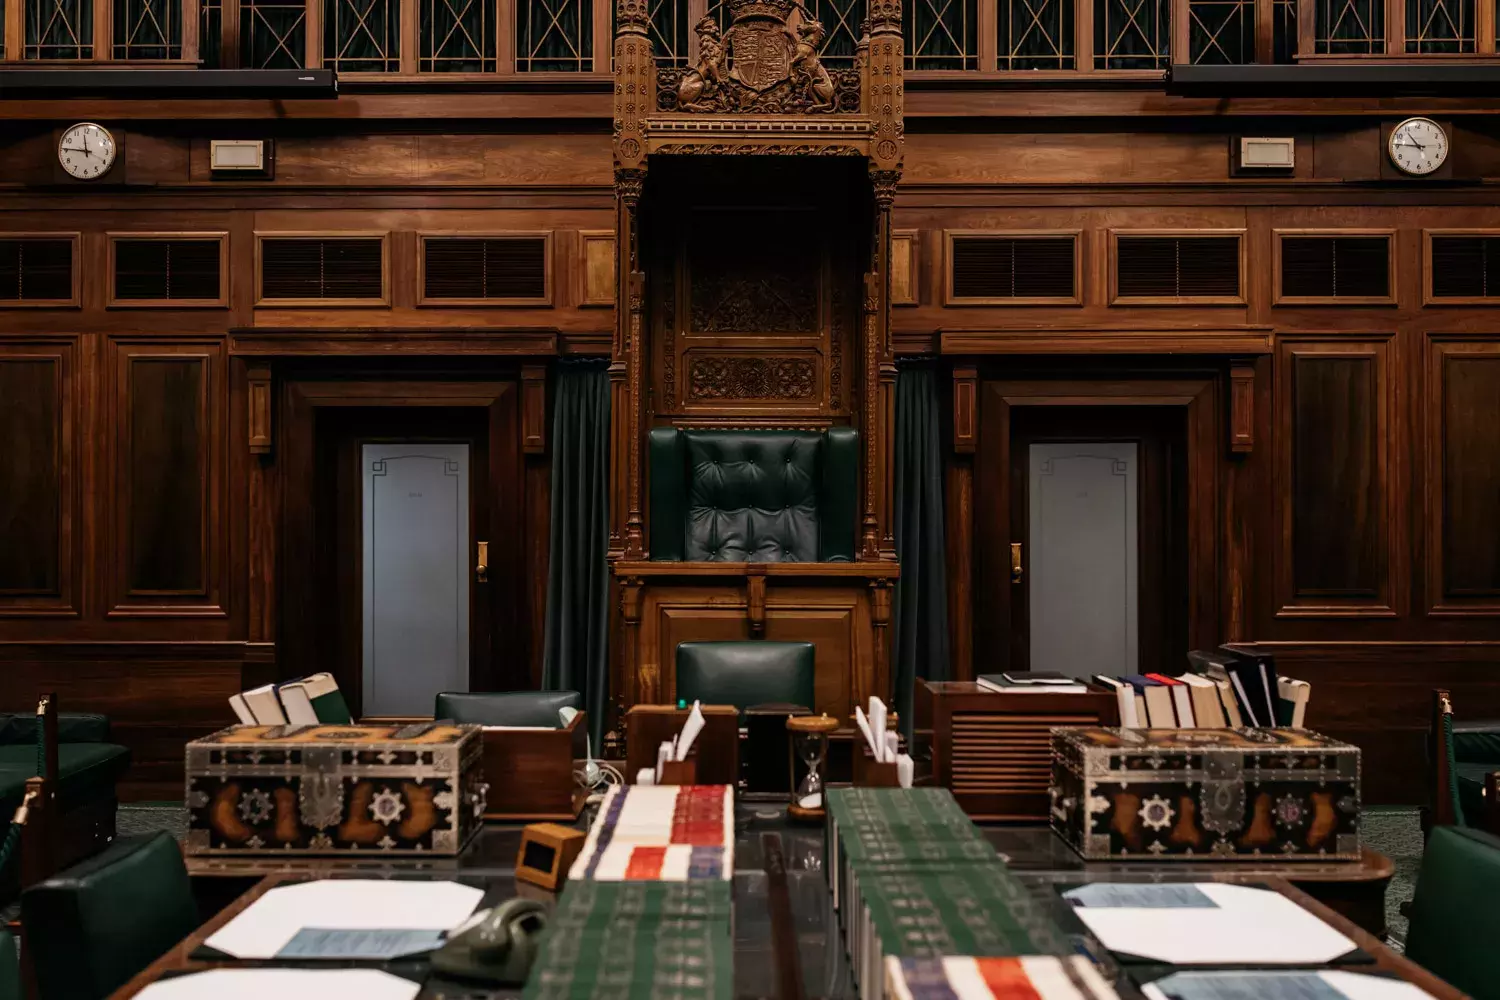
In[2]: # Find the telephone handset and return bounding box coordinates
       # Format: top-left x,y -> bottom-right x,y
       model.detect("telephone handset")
430,897 -> 549,986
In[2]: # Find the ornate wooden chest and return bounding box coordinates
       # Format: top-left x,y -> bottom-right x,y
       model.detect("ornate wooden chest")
1050,728 -> 1361,861
186,722 -> 486,856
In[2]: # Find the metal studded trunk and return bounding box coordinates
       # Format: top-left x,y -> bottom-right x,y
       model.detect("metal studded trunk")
1049,728 -> 1361,861
185,723 -> 486,856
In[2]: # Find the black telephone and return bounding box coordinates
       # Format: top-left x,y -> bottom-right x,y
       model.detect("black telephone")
430,897 -> 549,986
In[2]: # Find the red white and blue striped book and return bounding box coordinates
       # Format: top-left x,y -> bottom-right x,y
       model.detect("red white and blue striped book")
884,956 -> 1120,1000
569,784 -> 734,881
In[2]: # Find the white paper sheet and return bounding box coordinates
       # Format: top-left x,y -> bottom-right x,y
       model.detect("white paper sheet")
869,698 -> 887,761
204,879 -> 485,959
854,706 -> 877,758
1066,882 -> 1356,966
134,969 -> 421,1000
1140,970 -> 1435,1000
677,700 -> 705,760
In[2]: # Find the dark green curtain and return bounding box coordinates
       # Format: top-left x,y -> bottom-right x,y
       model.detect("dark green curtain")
542,359 -> 611,746
893,361 -> 950,732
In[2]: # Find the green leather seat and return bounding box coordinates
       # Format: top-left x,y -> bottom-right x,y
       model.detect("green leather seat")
649,427 -> 858,562
22,831 -> 198,1000
1454,719 -> 1500,766
0,928 -> 19,1000
0,714 -> 129,839
1405,825 -> 1500,1000
676,641 -> 815,713
435,691 -> 582,728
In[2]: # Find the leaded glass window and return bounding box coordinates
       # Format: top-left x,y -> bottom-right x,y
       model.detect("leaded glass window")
200,0 -> 222,65
804,0 -> 866,66
906,0 -> 978,68
1406,0 -> 1473,51
632,0 -> 687,67
240,0 -> 306,67
1272,0 -> 1296,60
113,0 -> 182,58
325,0 -> 399,71
1094,0 -> 1169,68
999,0 -> 1074,69
26,0 -> 94,58
516,0 -> 593,70
1187,0 -> 1252,62
421,0 -> 495,70
1314,0 -> 1383,53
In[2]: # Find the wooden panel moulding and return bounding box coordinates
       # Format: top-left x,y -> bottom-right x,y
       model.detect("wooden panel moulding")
247,365 -> 272,455
1423,230 -> 1500,306
0,233 -> 82,309
1275,336 -> 1400,619
952,365 -> 978,454
416,231 -> 554,308
579,230 -> 616,307
254,232 -> 390,307
0,341 -> 77,617
108,339 -> 227,618
1108,229 -> 1247,306
943,230 -> 1082,307
1273,230 -> 1397,307
1229,362 -> 1255,453
106,232 -> 229,309
891,230 -> 919,306
521,363 -> 547,454
1425,337 -> 1500,617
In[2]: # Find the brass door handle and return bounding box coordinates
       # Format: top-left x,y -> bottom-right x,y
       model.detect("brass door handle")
476,541 -> 489,583
1010,542 -> 1023,583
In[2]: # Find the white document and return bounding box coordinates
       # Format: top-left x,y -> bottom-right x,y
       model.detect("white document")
1141,970 -> 1435,1000
854,706 -> 877,758
135,969 -> 420,1000
1065,882 -> 1356,966
205,879 -> 484,959
677,700 -> 705,760
869,698 -> 887,761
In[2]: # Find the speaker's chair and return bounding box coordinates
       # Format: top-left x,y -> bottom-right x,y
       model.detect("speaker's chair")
676,641 -> 816,713
649,427 -> 858,563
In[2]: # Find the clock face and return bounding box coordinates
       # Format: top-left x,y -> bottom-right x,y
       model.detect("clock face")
1388,117 -> 1448,176
57,123 -> 116,180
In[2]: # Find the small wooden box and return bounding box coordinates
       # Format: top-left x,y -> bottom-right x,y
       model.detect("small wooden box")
625,705 -> 739,786
914,680 -> 1119,821
515,822 -> 587,892
186,722 -> 484,856
852,752 -> 899,787
480,711 -> 589,821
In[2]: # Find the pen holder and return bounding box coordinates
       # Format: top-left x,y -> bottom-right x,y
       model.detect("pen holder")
658,757 -> 699,785
853,751 -> 899,787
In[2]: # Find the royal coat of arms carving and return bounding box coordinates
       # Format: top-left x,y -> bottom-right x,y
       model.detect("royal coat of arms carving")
659,0 -> 861,114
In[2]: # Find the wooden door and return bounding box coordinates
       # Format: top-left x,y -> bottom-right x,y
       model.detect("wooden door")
1007,406 -> 1187,676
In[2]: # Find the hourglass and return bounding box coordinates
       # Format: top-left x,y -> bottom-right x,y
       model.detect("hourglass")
786,713 -> 839,821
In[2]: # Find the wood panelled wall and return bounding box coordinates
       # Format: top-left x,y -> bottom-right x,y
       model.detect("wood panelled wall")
1,112 -> 1499,801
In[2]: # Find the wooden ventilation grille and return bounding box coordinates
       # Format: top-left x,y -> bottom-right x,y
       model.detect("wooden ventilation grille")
260,238 -> 384,301
950,711 -> 1099,801
950,236 -> 1075,300
1431,236 -> 1500,299
1280,236 -> 1390,299
0,238 -> 73,302
423,237 -> 548,301
114,239 -> 222,301
1116,235 -> 1241,299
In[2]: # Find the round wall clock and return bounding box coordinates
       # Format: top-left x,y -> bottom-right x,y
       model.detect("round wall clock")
57,123 -> 117,180
1387,117 -> 1448,177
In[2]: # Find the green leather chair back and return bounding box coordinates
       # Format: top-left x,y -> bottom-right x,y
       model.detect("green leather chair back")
22,832 -> 198,1000
676,641 -> 815,713
649,427 -> 858,562
435,691 -> 582,728
1405,824 -> 1500,1000
0,928 -> 19,1000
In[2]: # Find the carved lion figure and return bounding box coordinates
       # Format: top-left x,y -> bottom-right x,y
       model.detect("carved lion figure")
789,17 -> 835,110
677,16 -> 726,109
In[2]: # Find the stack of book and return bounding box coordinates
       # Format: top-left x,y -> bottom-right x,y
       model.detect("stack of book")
227,673 -> 353,726
524,880 -> 733,1000
1090,647 -> 1311,730
975,672 -> 1089,695
568,784 -> 734,883
825,788 -> 1073,1000
885,956 -> 1119,1000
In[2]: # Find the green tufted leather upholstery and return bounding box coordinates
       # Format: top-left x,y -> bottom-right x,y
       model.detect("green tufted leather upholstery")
676,641 -> 815,713
0,714 -> 129,850
435,690 -> 582,728
649,427 -> 857,562
22,831 -> 198,1000
0,928 -> 18,1000
1405,825 -> 1500,1000
1454,719 -> 1500,766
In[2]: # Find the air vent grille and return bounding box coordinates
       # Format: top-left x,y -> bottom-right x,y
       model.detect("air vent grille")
260,237 -> 384,301
423,236 -> 548,301
950,235 -> 1075,300
1116,235 -> 1241,299
950,712 -> 1099,797
1280,236 -> 1390,299
0,238 -> 74,302
114,239 -> 222,301
1431,236 -> 1500,299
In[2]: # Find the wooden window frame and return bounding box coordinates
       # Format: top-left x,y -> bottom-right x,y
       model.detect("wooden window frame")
0,233 -> 81,310
1293,0 -> 1497,56
4,0 -> 200,62
254,231 -> 390,307
1108,228 -> 1247,307
106,231 -> 229,309
943,229 -> 1083,306
415,230 -> 554,307
1423,229 -> 1500,306
1272,228 -> 1398,306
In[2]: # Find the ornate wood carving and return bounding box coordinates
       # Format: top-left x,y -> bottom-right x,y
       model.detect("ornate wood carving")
687,356 -> 817,401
